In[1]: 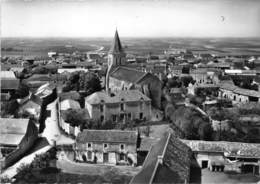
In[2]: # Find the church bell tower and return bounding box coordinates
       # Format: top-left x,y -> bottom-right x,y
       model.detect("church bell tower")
106,30 -> 126,92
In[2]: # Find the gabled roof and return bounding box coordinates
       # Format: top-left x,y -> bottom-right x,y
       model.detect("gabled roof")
0,118 -> 30,146
76,129 -> 137,144
25,74 -> 52,82
85,90 -> 151,105
1,79 -> 20,90
109,30 -> 124,54
110,66 -> 148,83
58,91 -> 81,101
0,71 -> 16,79
131,133 -> 191,184
60,99 -> 81,110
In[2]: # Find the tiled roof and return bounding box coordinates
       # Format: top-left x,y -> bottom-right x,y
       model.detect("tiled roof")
58,91 -> 81,101
76,129 -> 137,144
0,118 -> 30,145
60,99 -> 81,110
0,71 -> 16,79
25,74 -> 52,82
110,66 -> 147,83
131,133 -> 191,184
85,90 -> 150,105
219,81 -> 260,98
182,140 -> 260,158
1,79 -> 19,90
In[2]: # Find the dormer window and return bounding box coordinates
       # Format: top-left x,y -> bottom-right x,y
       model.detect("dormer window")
120,144 -> 125,151
103,143 -> 109,150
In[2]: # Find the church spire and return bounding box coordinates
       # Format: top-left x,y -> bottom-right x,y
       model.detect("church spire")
109,29 -> 124,54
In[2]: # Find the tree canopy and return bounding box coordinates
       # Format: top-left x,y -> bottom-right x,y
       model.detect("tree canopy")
62,71 -> 102,96
169,106 -> 213,140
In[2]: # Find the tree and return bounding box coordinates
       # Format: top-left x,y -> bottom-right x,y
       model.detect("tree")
63,71 -> 101,97
1,100 -> 19,117
169,106 -> 212,140
12,82 -> 30,99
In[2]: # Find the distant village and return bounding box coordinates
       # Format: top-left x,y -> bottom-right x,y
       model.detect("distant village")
1,30 -> 260,183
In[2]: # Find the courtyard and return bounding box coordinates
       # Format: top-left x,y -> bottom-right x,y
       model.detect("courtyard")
202,168 -> 260,184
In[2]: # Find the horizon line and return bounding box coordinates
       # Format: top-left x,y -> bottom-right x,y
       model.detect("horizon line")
2,36 -> 260,39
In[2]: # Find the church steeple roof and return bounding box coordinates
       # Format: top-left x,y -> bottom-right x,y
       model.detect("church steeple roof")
109,30 -> 124,54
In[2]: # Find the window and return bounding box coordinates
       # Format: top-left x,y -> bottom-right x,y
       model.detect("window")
100,115 -> 104,122
46,110 -> 51,117
128,113 -> 131,120
120,103 -> 124,111
103,143 -> 108,149
87,143 -> 92,149
120,114 -> 124,121
139,112 -> 143,120
119,153 -> 125,161
140,97 -> 144,110
100,104 -> 104,112
112,115 -> 117,122
120,144 -> 125,151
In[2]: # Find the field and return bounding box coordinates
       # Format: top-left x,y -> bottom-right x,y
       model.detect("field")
2,37 -> 260,57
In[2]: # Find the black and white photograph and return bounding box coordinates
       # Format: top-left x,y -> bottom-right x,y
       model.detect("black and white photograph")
0,0 -> 260,183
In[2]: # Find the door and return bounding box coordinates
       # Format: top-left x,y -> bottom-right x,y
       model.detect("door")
201,160 -> 208,168
103,153 -> 109,163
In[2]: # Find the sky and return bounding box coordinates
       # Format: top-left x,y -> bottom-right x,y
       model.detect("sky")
1,0 -> 260,38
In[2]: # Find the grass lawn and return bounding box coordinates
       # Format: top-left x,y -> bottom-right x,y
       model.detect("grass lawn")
14,167 -> 135,184
202,169 -> 260,184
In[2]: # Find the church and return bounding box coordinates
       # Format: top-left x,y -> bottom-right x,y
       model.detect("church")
106,30 -> 162,109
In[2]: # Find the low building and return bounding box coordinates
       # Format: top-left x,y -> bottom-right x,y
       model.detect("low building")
182,140 -> 260,175
74,130 -> 138,165
0,118 -> 38,170
85,90 -> 151,123
0,71 -> 20,98
219,81 -> 260,103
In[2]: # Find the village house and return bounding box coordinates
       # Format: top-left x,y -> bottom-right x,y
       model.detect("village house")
0,71 -> 20,101
17,92 -> 43,120
85,90 -> 151,123
182,140 -> 260,175
0,118 -> 38,170
219,81 -> 260,103
74,130 -> 138,165
190,68 -> 218,85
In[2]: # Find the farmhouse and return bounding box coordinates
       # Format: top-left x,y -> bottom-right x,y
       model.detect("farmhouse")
182,140 -> 260,175
85,90 -> 151,123
219,81 -> 260,103
74,130 -> 138,165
